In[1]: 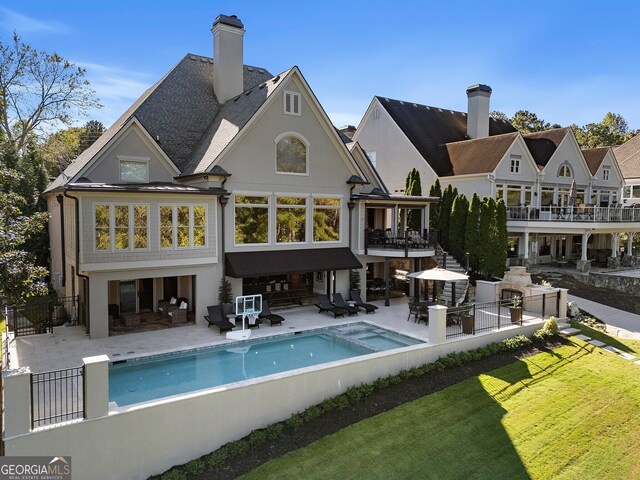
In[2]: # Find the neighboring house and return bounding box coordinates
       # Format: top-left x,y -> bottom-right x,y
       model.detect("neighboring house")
354,86 -> 640,271
45,14 -> 435,338
615,133 -> 640,206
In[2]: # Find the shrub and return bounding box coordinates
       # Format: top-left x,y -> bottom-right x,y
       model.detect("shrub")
249,428 -> 269,450
285,413 -> 304,430
303,405 -> 322,422
544,316 -> 559,335
206,448 -> 229,469
161,469 -> 186,480
264,423 -> 283,441
185,459 -> 205,476
227,439 -> 249,456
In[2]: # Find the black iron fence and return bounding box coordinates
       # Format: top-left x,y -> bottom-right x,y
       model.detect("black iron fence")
446,291 -> 560,339
31,366 -> 85,428
6,295 -> 78,337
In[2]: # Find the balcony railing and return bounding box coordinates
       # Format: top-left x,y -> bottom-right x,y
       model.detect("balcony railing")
364,229 -> 436,255
506,205 -> 640,223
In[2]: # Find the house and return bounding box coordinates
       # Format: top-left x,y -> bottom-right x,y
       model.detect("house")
44,14 -> 436,338
353,86 -> 640,272
615,133 -> 640,206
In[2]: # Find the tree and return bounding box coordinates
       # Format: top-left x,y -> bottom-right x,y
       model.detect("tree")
38,127 -> 82,176
0,32 -> 101,151
573,112 -> 637,148
489,110 -> 508,122
493,199 -> 508,278
448,194 -> 468,261
428,179 -> 442,232
78,120 -> 105,152
509,110 -> 560,134
464,193 -> 481,272
0,163 -> 48,303
439,184 -> 455,249
478,197 -> 496,278
404,168 -> 422,231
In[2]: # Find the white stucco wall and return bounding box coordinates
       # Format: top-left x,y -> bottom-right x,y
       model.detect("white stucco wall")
354,99 -> 437,194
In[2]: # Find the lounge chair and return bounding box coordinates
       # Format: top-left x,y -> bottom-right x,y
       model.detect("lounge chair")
332,293 -> 359,316
258,301 -> 285,326
204,305 -> 235,334
315,295 -> 348,318
349,290 -> 378,314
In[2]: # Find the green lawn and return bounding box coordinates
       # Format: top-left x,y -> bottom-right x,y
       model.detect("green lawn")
242,334 -> 640,480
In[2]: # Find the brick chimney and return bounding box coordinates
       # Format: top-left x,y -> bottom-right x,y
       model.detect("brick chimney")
466,84 -> 492,139
212,14 -> 244,104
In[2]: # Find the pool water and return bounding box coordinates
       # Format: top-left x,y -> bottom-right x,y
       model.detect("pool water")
109,322 -> 422,406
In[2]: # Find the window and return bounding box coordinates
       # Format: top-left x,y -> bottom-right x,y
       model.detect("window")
541,187 -> 554,206
119,157 -> 149,183
159,204 -> 207,249
276,196 -> 307,243
524,186 -> 532,205
506,185 -> 521,205
94,204 -> 149,252
510,155 -> 521,174
276,135 -> 307,175
368,151 -> 377,168
558,164 -> 571,178
235,195 -> 269,244
602,168 -> 610,181
313,197 -> 340,242
284,91 -> 301,116
495,184 -> 504,200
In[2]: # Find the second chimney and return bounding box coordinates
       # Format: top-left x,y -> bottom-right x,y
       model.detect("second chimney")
212,14 -> 245,104
466,84 -> 492,139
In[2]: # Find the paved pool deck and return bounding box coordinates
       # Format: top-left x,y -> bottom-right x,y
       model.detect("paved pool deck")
7,296 -> 536,372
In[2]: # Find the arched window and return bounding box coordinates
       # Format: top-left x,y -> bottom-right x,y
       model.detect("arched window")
558,164 -> 572,177
276,134 -> 308,175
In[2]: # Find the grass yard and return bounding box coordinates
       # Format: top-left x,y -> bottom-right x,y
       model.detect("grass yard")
242,333 -> 640,480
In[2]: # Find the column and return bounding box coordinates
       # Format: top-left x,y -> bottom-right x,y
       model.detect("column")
627,233 -> 634,256
611,233 -> 619,257
84,355 -> 110,420
523,231 -> 530,260
558,288 -> 568,319
427,305 -> 447,344
384,257 -> 390,307
581,232 -> 589,261
3,368 -> 32,437
88,275 -> 108,338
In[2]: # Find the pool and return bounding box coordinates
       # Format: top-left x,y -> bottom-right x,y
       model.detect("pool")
109,322 -> 422,406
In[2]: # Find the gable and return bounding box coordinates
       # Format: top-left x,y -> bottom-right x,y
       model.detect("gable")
593,150 -> 624,187
493,135 -> 539,181
541,131 -> 591,185
80,121 -> 179,184
214,71 -> 361,194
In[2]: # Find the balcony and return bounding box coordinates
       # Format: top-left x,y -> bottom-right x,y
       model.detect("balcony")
506,205 -> 640,223
364,229 -> 437,258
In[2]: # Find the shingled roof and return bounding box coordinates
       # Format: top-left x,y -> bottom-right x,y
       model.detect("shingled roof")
522,127 -> 570,169
376,96 -> 517,176
615,133 -> 640,179
582,147 -> 609,175
47,54 -> 273,192
445,132 -> 519,175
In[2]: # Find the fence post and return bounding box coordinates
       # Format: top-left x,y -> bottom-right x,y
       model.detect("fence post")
428,305 -> 447,344
83,355 -> 110,420
558,288 -> 568,319
2,368 -> 32,437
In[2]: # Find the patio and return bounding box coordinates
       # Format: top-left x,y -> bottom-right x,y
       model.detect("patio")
7,296 -> 542,373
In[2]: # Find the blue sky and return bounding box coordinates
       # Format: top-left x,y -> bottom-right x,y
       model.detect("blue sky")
1,0 -> 639,132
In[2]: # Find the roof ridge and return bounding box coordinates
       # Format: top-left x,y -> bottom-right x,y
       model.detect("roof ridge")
445,131 -> 518,146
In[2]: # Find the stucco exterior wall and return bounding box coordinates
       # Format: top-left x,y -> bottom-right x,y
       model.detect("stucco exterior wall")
83,125 -> 175,184
354,99 -> 436,194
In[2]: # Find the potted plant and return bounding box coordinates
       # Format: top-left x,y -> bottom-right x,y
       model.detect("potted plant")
461,308 -> 474,334
218,277 -> 234,316
509,295 -> 522,324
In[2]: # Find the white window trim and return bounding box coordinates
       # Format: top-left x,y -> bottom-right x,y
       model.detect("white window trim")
93,203 -> 150,253
158,203 -> 208,250
510,157 -> 520,174
311,194 -> 342,244
283,90 -> 301,116
558,164 -> 572,178
602,168 -> 610,181
233,193 -> 271,247
274,132 -> 310,177
118,155 -> 150,183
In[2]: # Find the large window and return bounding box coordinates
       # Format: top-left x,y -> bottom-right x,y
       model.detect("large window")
119,157 -> 149,183
94,204 -> 149,252
276,135 -> 307,175
160,204 -> 207,249
276,196 -> 307,243
235,195 -> 269,244
506,185 -> 521,205
313,197 -> 340,242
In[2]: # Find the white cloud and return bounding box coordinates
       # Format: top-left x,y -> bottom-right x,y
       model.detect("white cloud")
75,61 -> 155,126
0,7 -> 69,35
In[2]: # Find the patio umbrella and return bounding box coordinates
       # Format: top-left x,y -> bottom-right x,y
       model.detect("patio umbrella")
407,268 -> 469,303
568,180 -> 577,206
